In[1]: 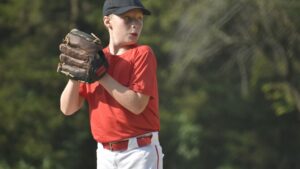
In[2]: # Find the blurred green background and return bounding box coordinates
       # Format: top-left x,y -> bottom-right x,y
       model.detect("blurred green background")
0,0 -> 300,168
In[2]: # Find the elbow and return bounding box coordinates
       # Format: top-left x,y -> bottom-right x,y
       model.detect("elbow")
60,108 -> 73,116
131,109 -> 144,115
130,104 -> 147,115
60,98 -> 83,116
60,106 -> 78,116
61,110 -> 74,116
129,95 -> 149,115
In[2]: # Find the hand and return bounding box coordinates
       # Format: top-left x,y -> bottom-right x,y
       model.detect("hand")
57,29 -> 108,83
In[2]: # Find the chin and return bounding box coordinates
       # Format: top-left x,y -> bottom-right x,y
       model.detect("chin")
125,41 -> 138,46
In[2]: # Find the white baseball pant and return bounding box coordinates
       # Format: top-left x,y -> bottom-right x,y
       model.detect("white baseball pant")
96,132 -> 164,169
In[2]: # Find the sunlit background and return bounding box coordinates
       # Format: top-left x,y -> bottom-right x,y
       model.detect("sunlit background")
0,0 -> 299,168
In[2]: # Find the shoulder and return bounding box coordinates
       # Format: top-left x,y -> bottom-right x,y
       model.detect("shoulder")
131,45 -> 157,67
135,45 -> 153,53
133,45 -> 156,59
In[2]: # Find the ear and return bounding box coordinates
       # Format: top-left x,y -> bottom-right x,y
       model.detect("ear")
103,16 -> 112,29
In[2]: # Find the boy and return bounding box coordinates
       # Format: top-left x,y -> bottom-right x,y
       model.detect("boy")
59,0 -> 164,168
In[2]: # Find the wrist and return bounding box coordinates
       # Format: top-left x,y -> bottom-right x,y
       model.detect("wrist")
69,79 -> 81,85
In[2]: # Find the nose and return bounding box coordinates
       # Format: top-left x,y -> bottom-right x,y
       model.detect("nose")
131,24 -> 137,29
128,18 -> 142,28
132,21 -> 141,27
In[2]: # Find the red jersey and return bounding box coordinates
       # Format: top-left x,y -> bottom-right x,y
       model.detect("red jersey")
79,45 -> 160,143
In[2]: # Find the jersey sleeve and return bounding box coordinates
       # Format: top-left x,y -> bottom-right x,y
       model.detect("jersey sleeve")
129,46 -> 158,98
79,82 -> 87,99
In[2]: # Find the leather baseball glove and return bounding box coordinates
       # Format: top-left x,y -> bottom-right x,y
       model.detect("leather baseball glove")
57,29 -> 108,83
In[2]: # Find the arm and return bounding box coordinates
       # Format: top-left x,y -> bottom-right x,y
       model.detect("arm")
60,79 -> 84,115
99,74 -> 149,115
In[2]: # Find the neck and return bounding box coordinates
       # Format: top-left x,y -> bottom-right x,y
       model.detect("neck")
108,43 -> 135,55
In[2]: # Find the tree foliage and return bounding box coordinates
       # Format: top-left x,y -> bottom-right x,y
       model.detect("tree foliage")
0,0 -> 299,169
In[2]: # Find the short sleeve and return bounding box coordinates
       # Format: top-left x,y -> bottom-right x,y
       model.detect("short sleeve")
79,82 -> 87,98
129,46 -> 157,98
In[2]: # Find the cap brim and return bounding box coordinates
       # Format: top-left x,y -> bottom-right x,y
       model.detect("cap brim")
113,6 -> 151,15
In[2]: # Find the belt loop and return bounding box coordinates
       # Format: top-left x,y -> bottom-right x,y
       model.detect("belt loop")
109,143 -> 113,150
127,137 -> 138,150
151,132 -> 159,145
97,142 -> 104,149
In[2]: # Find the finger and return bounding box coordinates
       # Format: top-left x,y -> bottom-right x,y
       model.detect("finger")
57,63 -> 87,80
59,53 -> 90,69
64,31 -> 101,51
59,44 -> 89,60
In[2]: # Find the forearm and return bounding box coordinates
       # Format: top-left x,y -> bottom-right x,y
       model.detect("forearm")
99,74 -> 149,115
60,80 -> 84,115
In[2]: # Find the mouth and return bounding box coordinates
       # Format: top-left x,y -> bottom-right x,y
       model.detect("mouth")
130,33 -> 138,37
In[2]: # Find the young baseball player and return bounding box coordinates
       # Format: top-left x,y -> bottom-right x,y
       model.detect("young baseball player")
59,0 -> 164,168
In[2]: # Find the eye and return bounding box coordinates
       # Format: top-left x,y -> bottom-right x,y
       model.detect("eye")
121,15 -> 143,24
123,16 -> 130,22
137,16 -> 143,21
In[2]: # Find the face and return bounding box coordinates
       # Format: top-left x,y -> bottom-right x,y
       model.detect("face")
104,9 -> 144,47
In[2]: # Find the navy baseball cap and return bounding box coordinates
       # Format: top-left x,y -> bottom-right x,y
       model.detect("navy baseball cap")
103,0 -> 151,16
